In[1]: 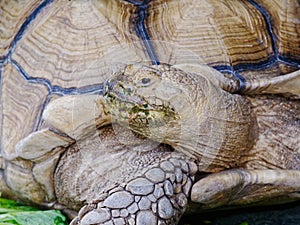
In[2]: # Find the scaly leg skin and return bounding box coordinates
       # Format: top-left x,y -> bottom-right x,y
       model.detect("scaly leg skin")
191,169 -> 300,208
71,155 -> 197,225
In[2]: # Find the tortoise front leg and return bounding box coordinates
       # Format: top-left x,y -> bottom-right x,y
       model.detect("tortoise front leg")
71,155 -> 197,225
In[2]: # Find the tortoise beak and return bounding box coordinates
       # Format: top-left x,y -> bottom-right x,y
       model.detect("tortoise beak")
103,78 -> 117,97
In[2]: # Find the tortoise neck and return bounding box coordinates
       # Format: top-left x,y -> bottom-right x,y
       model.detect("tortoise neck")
164,80 -> 255,172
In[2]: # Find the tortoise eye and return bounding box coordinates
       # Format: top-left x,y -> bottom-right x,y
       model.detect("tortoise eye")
141,77 -> 151,85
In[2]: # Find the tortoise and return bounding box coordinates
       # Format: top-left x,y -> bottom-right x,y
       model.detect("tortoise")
1,0 -> 300,225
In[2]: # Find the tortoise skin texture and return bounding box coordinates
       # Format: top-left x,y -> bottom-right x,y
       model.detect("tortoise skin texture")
103,62 -> 300,206
0,0 -> 300,225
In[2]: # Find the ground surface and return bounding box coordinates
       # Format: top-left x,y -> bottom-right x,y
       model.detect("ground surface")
179,202 -> 300,225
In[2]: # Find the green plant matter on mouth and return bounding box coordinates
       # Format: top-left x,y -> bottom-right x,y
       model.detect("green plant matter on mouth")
0,197 -> 68,225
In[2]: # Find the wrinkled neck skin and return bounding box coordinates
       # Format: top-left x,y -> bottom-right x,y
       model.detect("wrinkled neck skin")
152,68 -> 256,172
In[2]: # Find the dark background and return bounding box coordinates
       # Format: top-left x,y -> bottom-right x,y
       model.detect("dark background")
179,201 -> 300,225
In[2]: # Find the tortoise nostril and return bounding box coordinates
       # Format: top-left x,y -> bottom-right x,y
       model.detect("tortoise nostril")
126,87 -> 133,94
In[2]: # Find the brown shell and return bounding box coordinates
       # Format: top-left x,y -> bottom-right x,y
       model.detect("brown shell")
0,0 -> 299,172
0,0 -> 300,158
0,1 -> 299,223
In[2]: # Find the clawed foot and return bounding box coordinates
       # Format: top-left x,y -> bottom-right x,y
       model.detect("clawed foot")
71,156 -> 197,225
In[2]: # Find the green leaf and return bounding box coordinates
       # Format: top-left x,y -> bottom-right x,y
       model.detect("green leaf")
0,198 -> 37,214
239,222 -> 249,225
0,198 -> 68,225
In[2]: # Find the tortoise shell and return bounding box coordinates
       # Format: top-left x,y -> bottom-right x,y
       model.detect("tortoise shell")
1,0 -> 299,159
0,0 -> 299,224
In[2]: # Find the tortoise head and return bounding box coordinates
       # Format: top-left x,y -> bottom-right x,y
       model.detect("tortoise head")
103,63 -> 214,143
103,63 -> 254,169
